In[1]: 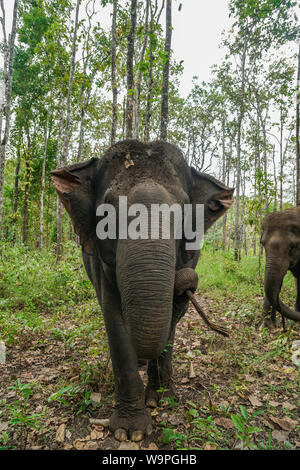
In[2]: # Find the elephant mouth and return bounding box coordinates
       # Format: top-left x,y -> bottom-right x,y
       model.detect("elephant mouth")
174,268 -> 229,337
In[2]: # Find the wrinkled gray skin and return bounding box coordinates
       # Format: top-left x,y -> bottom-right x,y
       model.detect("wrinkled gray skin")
51,140 -> 234,441
261,207 -> 300,328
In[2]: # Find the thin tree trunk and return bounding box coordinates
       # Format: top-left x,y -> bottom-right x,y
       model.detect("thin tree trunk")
296,43 -> 300,206
144,25 -> 154,142
279,111 -> 283,210
39,112 -> 49,249
234,36 -> 247,262
23,143 -> 31,245
61,0 -> 81,164
111,0 -> 118,144
13,136 -> 21,216
272,144 -> 277,212
134,0 -> 149,139
0,0 -> 19,237
56,95 -> 65,262
125,0 -> 137,139
160,0 -> 172,141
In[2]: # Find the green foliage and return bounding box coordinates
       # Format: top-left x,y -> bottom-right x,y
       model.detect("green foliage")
231,405 -> 264,449
0,242 -> 94,344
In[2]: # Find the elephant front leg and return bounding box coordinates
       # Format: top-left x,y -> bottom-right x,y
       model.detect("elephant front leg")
263,296 -> 277,328
145,328 -> 176,408
102,293 -> 152,441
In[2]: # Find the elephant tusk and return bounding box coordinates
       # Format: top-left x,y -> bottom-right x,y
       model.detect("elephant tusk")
186,290 -> 229,337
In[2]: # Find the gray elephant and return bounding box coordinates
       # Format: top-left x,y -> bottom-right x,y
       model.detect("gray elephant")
51,140 -> 234,442
261,207 -> 300,327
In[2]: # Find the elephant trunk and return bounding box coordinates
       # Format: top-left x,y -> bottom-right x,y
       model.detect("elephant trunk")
116,238 -> 176,359
264,257 -> 300,322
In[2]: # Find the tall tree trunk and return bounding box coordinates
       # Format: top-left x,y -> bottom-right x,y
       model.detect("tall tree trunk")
272,144 -> 277,212
144,23 -> 154,142
56,94 -> 65,262
279,110 -> 284,210
160,0 -> 172,141
22,142 -> 31,245
125,0 -> 137,139
234,36 -> 247,262
61,0 -> 81,164
0,0 -> 19,237
296,43 -> 300,206
39,112 -> 49,249
110,0 -> 118,144
134,0 -> 150,139
13,136 -> 21,216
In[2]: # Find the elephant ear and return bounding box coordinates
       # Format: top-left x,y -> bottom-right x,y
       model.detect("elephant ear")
190,167 -> 234,233
51,158 -> 99,255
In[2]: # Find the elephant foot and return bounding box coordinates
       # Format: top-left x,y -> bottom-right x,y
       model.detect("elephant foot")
263,315 -> 277,329
145,383 -> 177,408
110,406 -> 152,442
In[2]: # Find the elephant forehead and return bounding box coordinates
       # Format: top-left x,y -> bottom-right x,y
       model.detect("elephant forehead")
263,208 -> 300,230
127,180 -> 188,205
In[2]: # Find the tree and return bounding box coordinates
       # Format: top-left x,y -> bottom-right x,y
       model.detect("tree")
110,0 -> 118,144
160,0 -> 172,140
125,0 -> 137,139
296,43 -> 300,205
0,0 -> 19,237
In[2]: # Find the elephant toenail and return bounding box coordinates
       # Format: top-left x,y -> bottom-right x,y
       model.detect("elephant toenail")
130,430 -> 144,442
114,428 -> 127,441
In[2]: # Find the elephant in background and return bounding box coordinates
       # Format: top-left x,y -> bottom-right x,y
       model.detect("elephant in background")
51,140 -> 234,442
261,206 -> 300,327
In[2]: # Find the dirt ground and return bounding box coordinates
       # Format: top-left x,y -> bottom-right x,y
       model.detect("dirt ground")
0,293 -> 299,451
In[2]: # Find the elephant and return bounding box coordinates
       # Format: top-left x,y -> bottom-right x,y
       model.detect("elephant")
261,206 -> 300,328
51,139 -> 234,442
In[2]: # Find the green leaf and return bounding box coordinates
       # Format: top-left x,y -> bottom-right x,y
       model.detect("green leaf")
231,414 -> 244,433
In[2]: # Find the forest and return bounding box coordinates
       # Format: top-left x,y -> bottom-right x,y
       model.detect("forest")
0,0 -> 300,452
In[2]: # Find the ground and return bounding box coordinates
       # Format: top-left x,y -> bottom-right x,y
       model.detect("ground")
0,246 -> 299,450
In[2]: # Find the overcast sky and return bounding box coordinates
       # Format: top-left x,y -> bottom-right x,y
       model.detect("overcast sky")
1,0 -> 232,97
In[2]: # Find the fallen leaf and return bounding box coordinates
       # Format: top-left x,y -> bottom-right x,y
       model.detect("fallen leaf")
189,362 -> 196,378
269,401 -> 280,407
282,367 -> 295,374
90,392 -> 101,403
73,439 -> 85,450
84,440 -> 99,450
55,424 -> 66,443
0,422 -> 9,432
248,394 -> 262,407
282,402 -> 296,411
204,443 -> 217,450
272,430 -> 290,442
90,429 -> 104,440
215,417 -> 235,429
269,416 -> 298,432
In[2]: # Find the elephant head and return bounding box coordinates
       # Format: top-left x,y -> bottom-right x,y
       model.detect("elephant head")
51,141 -> 234,359
261,207 -> 300,322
